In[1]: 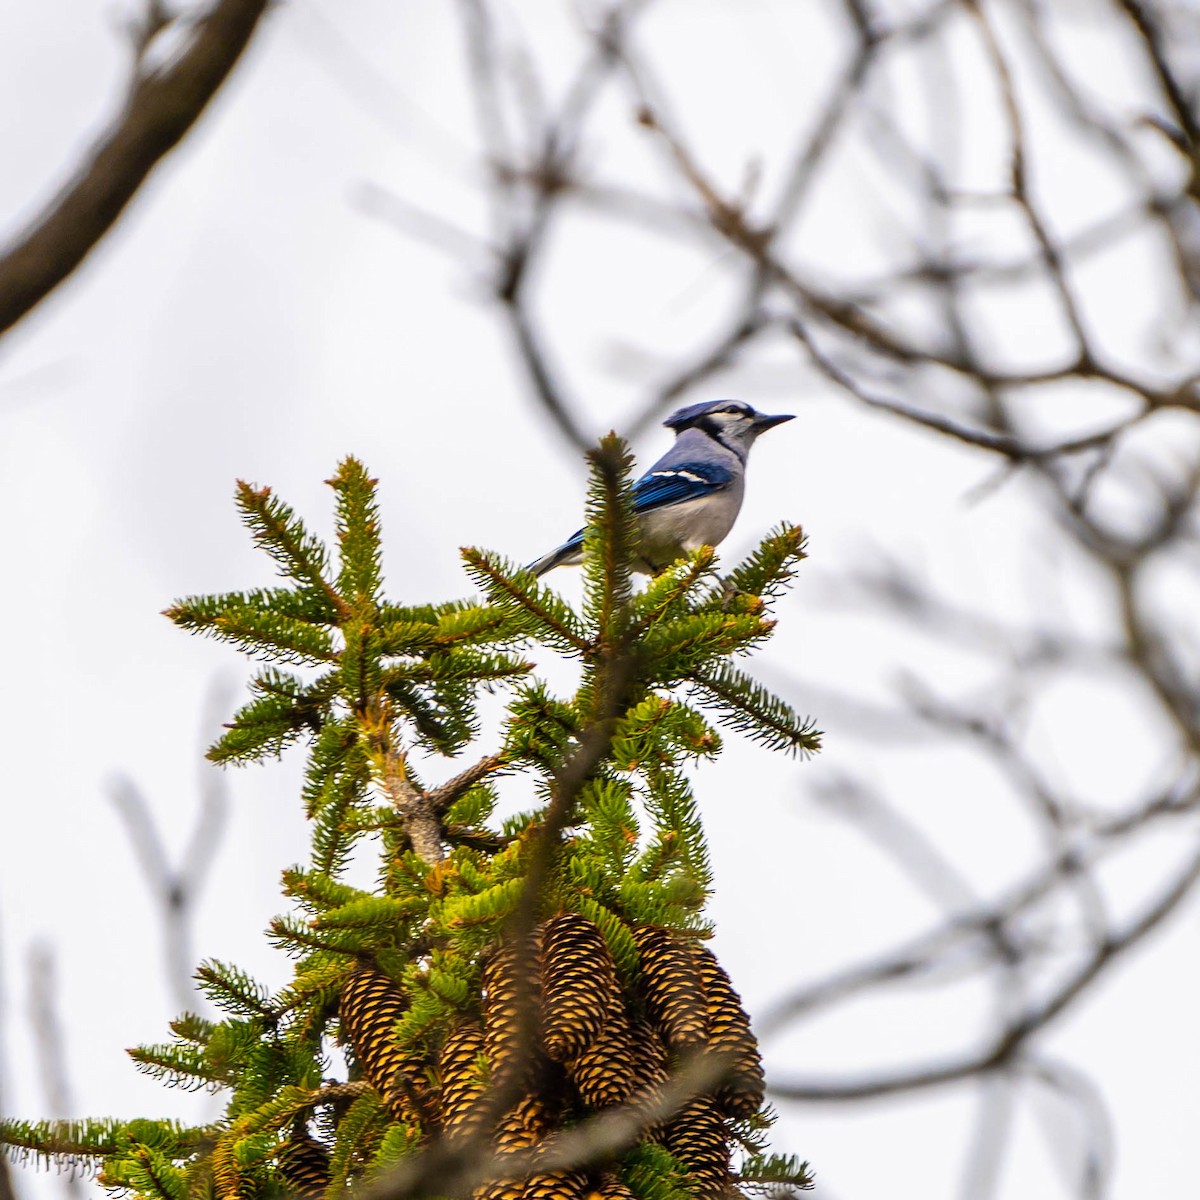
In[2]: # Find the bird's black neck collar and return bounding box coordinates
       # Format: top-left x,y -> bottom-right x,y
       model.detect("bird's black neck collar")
697,416 -> 747,463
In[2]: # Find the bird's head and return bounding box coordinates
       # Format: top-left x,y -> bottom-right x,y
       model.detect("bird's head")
664,399 -> 794,455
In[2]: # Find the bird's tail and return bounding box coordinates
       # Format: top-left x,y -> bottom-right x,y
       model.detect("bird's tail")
526,541 -> 581,577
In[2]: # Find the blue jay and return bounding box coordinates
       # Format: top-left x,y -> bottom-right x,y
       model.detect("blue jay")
528,399 -> 794,576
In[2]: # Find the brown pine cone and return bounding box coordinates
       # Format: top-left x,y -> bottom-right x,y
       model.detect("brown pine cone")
438,1021 -> 489,1142
523,1171 -> 589,1200
626,1016 -> 671,1138
494,1089 -> 554,1152
540,914 -> 618,1063
276,1133 -> 329,1199
567,999 -> 639,1110
338,962 -> 429,1124
663,1093 -> 732,1196
472,1184 -> 526,1200
483,938 -> 544,1090
692,945 -> 765,1119
630,927 -> 708,1053
584,1170 -> 637,1199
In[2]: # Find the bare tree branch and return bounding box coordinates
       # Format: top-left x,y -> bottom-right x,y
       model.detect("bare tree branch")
0,0 -> 270,337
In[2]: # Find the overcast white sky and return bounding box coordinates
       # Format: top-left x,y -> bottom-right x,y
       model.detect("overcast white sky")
1,3 -> 1198,1199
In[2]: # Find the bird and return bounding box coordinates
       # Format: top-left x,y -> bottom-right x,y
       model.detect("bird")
527,399 -> 794,576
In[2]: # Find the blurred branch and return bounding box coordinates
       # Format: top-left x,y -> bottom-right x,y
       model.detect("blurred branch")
107,683 -> 232,1013
27,945 -> 82,1200
0,0 -> 269,338
765,835 -> 1200,1101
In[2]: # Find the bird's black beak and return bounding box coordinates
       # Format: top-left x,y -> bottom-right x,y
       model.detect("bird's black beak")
752,412 -> 795,432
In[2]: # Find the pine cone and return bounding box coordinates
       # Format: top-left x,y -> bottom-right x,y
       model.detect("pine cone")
540,914 -> 619,1063
663,1093 -> 731,1196
472,1184 -> 525,1200
494,1090 -> 553,1153
474,1090 -> 556,1199
567,1000 -> 639,1110
276,1133 -> 329,1199
585,1170 -> 637,1199
693,945 -> 765,1119
523,1171 -> 588,1200
483,938 -> 544,1090
627,1016 -> 671,1137
438,1021 -> 489,1142
338,961 -> 429,1124
631,927 -> 708,1053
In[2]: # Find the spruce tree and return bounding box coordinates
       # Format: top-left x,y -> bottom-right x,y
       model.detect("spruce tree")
1,438 -> 819,1199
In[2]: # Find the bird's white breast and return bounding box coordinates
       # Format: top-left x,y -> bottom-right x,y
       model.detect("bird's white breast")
637,480 -> 745,568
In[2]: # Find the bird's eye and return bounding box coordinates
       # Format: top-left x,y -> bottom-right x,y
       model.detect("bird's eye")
720,405 -> 745,415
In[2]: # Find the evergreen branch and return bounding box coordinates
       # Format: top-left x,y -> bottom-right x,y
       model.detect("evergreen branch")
328,457 -> 384,608
165,587 -> 337,629
168,598 -> 337,666
325,1092 -> 387,1199
124,1144 -> 189,1200
237,1082 -> 371,1141
194,961 -> 276,1022
426,753 -> 508,815
169,1012 -> 216,1045
503,683 -> 580,767
610,695 -> 719,768
235,482 -> 346,617
704,523 -> 807,604
0,1118 -> 207,1166
631,547 -> 718,631
439,877 -> 524,929
39,457 -> 819,1199
378,619 -> 437,656
431,606 -> 520,648
209,677 -> 321,765
442,824 -> 510,852
302,719 -> 362,818
314,896 -> 424,931
641,612 -> 773,680
382,677 -> 477,756
689,663 -> 822,756
383,649 -> 531,685
340,617 -> 385,716
460,548 -> 590,653
267,916 -> 368,957
371,1125 -> 424,1172
582,434 -> 638,652
376,749 -> 446,865
280,868 -> 369,914
272,958 -> 354,1017
736,1151 -> 815,1192
309,752 -> 373,877
128,1043 -> 230,1092
639,765 -> 713,896
574,776 -> 640,878
573,895 -> 642,982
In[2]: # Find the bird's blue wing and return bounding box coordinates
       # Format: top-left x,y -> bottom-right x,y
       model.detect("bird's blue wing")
527,461 -> 734,576
629,462 -> 734,514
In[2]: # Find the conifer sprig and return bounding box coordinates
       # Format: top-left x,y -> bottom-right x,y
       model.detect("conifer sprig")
7,446 -> 821,1200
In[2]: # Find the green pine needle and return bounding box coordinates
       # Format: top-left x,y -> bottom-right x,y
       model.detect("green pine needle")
328,457 -> 384,609
706,522 -> 808,604
460,547 -> 589,654
234,482 -> 341,610
194,961 -> 275,1023
582,433 -> 638,650
689,662 -> 822,756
